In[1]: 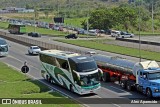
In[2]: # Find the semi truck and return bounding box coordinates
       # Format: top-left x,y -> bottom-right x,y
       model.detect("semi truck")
92,54 -> 160,98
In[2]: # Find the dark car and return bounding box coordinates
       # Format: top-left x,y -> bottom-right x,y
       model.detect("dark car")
28,32 -> 41,37
65,34 -> 78,39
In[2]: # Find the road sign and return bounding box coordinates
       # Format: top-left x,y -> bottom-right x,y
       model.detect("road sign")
21,65 -> 29,73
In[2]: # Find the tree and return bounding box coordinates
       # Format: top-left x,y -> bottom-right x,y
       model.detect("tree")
44,10 -> 49,18
25,4 -> 33,9
88,9 -> 115,30
113,7 -> 138,31
88,7 -> 138,31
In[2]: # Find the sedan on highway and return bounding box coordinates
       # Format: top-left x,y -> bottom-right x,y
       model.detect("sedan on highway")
28,46 -> 41,55
116,31 -> 134,38
28,32 -> 41,37
65,34 -> 78,39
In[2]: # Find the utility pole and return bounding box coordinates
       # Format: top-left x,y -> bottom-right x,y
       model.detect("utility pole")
34,8 -> 36,32
138,0 -> 141,62
57,0 -> 59,17
87,2 -> 89,36
151,1 -> 154,34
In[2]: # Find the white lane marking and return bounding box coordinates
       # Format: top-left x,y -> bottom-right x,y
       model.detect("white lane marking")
110,86 -> 129,93
8,55 -> 40,70
94,95 -> 102,98
112,103 -> 121,107
100,86 -> 120,95
4,56 -> 90,107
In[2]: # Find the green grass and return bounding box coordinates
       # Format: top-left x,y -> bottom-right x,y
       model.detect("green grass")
41,17 -> 87,28
26,26 -> 68,36
64,17 -> 87,28
39,18 -> 53,23
55,39 -> 160,61
0,22 -> 9,29
0,62 -> 81,107
0,21 -> 68,36
0,21 -> 95,37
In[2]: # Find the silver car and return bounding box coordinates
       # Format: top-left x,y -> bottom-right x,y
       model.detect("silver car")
28,46 -> 41,55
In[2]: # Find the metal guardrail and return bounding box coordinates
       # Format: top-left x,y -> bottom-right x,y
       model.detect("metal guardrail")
116,38 -> 160,46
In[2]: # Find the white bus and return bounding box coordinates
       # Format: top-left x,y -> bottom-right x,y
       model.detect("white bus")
0,38 -> 9,57
39,50 -> 102,95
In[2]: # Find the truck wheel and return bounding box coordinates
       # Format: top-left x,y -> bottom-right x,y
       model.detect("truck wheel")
127,83 -> 132,91
102,72 -> 110,82
146,88 -> 152,98
120,81 -> 126,89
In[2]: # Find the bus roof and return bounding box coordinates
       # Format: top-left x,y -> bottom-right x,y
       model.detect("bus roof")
69,56 -> 95,64
40,50 -> 80,59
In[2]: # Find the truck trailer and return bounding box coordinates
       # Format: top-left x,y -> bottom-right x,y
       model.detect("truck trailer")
92,54 -> 160,98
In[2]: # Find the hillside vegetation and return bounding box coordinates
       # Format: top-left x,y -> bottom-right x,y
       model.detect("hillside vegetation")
1,0 -> 160,33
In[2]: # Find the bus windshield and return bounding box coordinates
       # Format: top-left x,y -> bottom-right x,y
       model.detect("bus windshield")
0,45 -> 8,52
79,72 -> 99,87
148,72 -> 160,80
0,39 -> 7,45
76,61 -> 97,72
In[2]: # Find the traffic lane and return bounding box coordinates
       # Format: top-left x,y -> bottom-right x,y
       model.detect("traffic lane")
3,39 -> 160,107
7,40 -> 41,70
6,39 -> 132,97
0,53 -> 117,107
133,35 -> 160,43
3,40 -> 117,107
100,82 -> 145,98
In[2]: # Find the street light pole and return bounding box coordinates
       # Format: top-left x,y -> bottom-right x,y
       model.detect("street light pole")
34,8 -> 36,32
138,1 -> 141,62
152,1 -> 154,34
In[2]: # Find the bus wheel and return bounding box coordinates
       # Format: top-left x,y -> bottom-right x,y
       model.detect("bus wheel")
146,88 -> 152,98
70,85 -> 74,93
46,75 -> 50,82
102,72 -> 110,82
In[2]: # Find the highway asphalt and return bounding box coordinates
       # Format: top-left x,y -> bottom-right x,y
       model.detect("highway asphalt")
0,40 -> 160,107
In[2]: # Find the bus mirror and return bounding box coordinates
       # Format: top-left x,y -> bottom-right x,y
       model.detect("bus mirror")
98,68 -> 103,77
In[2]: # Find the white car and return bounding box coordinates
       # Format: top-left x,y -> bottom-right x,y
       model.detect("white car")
111,30 -> 121,37
85,51 -> 97,56
116,32 -> 134,38
28,46 -> 41,55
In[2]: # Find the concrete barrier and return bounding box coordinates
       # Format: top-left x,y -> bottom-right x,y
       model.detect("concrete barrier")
116,38 -> 160,46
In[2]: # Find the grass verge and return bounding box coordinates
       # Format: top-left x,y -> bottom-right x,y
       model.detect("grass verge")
55,39 -> 160,61
0,62 -> 80,107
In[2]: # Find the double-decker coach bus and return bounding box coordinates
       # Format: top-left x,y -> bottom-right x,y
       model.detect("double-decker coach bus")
0,38 -> 8,57
39,50 -> 103,95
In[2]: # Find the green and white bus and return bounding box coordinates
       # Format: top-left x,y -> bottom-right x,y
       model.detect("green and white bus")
8,23 -> 26,34
39,50 -> 102,95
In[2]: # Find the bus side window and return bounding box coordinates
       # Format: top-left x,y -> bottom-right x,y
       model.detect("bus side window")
62,62 -> 69,70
